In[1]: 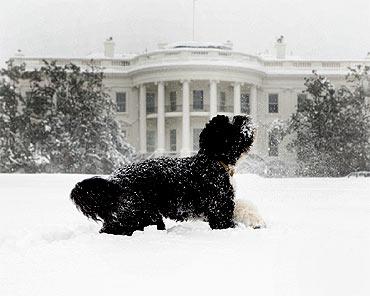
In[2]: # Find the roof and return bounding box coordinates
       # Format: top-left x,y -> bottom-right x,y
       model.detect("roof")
163,41 -> 233,50
85,52 -> 137,60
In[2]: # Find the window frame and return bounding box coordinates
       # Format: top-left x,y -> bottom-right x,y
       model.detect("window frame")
297,93 -> 307,112
240,93 -> 250,114
169,91 -> 177,112
193,90 -> 204,110
146,92 -> 156,113
219,91 -> 226,111
170,129 -> 177,151
192,128 -> 203,151
116,92 -> 127,113
146,130 -> 156,152
268,93 -> 279,113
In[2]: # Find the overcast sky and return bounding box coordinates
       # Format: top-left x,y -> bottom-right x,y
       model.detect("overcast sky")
1,0 -> 370,65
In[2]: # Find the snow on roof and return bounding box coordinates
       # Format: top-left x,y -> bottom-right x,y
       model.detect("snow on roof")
85,52 -> 137,60
163,41 -> 233,50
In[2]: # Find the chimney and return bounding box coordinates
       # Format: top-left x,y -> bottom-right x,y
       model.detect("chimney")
104,37 -> 115,58
15,49 -> 24,57
274,35 -> 286,59
224,40 -> 233,50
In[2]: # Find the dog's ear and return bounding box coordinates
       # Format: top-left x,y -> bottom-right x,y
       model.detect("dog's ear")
232,115 -> 255,146
232,115 -> 254,134
199,115 -> 236,158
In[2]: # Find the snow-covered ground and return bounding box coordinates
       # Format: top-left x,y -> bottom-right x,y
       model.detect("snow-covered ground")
0,174 -> 369,296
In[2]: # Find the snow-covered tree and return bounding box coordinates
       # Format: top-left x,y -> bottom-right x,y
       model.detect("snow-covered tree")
0,61 -> 35,172
287,68 -> 370,176
0,60 -> 134,173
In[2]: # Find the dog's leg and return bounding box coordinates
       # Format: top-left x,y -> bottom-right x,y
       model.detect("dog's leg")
233,199 -> 266,229
140,213 -> 165,231
100,222 -> 134,236
99,191 -> 146,236
206,193 -> 236,230
156,218 -> 166,231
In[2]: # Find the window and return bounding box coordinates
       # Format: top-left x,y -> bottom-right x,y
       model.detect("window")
146,93 -> 156,113
116,92 -> 126,112
170,91 -> 177,111
193,128 -> 202,151
147,130 -> 156,152
268,132 -> 279,157
240,93 -> 250,114
193,90 -> 204,110
297,93 -> 307,112
268,94 -> 279,113
170,129 -> 177,151
219,91 -> 226,111
25,91 -> 32,101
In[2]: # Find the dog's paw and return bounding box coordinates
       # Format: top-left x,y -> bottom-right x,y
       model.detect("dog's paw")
234,199 -> 266,229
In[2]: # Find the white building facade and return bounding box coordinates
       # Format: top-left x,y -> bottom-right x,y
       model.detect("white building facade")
13,38 -> 370,161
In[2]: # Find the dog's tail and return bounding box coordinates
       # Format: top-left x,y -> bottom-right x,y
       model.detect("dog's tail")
70,177 -> 121,221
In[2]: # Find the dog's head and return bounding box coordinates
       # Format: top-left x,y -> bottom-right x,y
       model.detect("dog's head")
199,115 -> 255,165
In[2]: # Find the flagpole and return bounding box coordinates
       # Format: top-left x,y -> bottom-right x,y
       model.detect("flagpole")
192,0 -> 196,41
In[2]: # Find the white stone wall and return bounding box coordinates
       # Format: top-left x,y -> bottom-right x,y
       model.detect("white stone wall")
13,45 -> 364,163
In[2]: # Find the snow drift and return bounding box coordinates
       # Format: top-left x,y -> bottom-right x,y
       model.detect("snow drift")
0,174 -> 369,296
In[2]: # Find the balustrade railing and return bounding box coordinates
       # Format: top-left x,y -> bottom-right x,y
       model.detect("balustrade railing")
146,106 -> 157,114
165,105 -> 183,112
190,104 -> 210,112
218,105 -> 234,112
146,104 -> 211,114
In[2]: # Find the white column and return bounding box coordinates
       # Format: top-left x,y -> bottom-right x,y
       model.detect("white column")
156,81 -> 165,154
181,80 -> 190,157
209,80 -> 218,119
139,84 -> 147,154
233,82 -> 241,114
250,84 -> 258,121
249,84 -> 259,154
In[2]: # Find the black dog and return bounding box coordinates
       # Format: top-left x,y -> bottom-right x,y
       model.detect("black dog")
70,115 -> 255,235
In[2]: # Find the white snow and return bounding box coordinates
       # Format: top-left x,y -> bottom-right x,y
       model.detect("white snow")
0,174 -> 369,296
163,41 -> 233,50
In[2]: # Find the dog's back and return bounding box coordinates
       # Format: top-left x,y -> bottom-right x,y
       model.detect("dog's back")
70,115 -> 255,235
110,156 -> 206,220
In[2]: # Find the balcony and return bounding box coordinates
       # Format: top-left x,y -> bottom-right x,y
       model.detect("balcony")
146,106 -> 157,114
165,105 -> 183,112
218,105 -> 234,113
146,104 -> 237,114
146,104 -> 211,116
190,104 -> 210,112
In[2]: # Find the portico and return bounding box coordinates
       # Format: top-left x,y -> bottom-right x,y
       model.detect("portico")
138,79 -> 259,156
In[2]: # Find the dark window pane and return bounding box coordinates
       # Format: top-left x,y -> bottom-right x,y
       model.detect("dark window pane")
268,94 -> 279,113
240,93 -> 250,114
147,130 -> 156,152
146,93 -> 156,113
297,93 -> 307,112
193,90 -> 204,110
25,91 -> 32,101
193,128 -> 202,151
219,92 -> 226,111
170,91 -> 177,111
170,129 -> 176,151
116,92 -> 126,112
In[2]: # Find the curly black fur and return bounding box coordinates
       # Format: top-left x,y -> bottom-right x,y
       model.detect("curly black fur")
70,115 -> 255,235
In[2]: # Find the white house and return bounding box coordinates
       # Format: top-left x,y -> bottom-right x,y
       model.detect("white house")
12,37 -> 370,161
